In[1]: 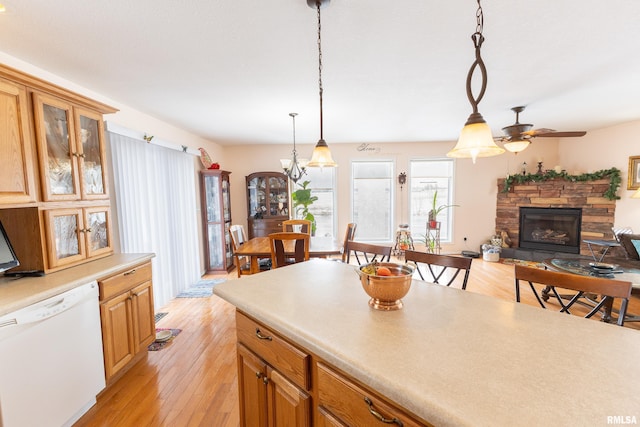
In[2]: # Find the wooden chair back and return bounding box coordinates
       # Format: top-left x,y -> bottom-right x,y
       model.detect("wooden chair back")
282,219 -> 312,234
514,265 -> 632,326
345,240 -> 392,265
404,250 -> 472,290
341,223 -> 357,262
229,225 -> 251,277
269,232 -> 310,268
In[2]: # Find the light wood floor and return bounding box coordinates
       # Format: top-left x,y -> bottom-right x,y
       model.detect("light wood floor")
74,257 -> 640,426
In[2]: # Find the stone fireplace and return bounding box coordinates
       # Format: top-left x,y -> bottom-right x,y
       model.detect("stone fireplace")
518,207 -> 582,254
496,177 -> 616,259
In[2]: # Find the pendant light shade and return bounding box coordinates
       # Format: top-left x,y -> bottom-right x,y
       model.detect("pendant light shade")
305,0 -> 337,169
503,138 -> 531,154
447,0 -> 504,164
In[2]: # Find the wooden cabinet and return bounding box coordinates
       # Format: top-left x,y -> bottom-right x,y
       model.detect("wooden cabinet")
246,172 -> 289,239
99,261 -> 155,383
32,93 -> 109,202
0,205 -> 112,273
236,312 -> 311,427
200,170 -> 233,273
234,311 -> 430,427
0,77 -> 37,205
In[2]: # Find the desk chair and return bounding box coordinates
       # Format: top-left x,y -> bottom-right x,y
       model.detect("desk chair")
404,250 -> 472,290
341,223 -> 357,262
344,241 -> 392,265
230,225 -> 251,278
514,265 -> 632,326
269,232 -> 310,268
282,219 -> 312,234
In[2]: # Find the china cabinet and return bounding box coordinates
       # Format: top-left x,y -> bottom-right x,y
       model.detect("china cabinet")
0,77 -> 37,205
200,170 -> 233,273
246,172 -> 289,239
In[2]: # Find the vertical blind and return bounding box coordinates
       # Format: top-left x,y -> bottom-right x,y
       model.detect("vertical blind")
109,132 -> 201,308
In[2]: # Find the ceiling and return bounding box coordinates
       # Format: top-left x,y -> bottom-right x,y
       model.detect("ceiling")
1,0 -> 639,146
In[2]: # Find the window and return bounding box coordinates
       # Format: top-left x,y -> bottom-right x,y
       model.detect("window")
293,168 -> 336,238
409,159 -> 455,242
352,160 -> 393,241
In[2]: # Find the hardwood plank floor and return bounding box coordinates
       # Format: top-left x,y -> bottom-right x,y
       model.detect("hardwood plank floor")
74,257 -> 640,426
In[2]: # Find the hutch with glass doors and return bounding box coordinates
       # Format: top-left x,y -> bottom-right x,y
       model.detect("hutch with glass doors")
200,170 -> 234,273
246,172 -> 289,239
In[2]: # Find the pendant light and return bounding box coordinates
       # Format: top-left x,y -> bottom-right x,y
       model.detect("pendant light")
503,139 -> 530,154
306,0 -> 337,168
280,113 -> 308,183
447,0 -> 504,163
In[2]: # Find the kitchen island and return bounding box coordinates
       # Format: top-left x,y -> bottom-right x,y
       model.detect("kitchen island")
214,259 -> 640,426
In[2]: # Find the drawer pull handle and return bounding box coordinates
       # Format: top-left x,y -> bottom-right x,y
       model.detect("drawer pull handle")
262,376 -> 269,385
255,328 -> 272,341
124,269 -> 137,276
364,397 -> 403,426
255,372 -> 262,379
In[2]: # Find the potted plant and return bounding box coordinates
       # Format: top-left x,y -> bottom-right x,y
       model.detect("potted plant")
291,180 -> 318,235
428,191 -> 458,228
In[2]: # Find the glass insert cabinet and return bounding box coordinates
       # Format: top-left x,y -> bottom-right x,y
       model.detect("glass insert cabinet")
246,172 -> 289,239
200,170 -> 234,273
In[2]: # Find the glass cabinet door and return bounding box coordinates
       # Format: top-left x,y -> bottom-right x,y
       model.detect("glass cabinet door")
85,206 -> 112,258
44,208 -> 86,268
268,176 -> 288,216
204,174 -> 222,223
34,94 -> 80,201
76,108 -> 108,199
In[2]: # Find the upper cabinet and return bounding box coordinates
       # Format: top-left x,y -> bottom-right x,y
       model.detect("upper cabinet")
0,77 -> 37,204
32,93 -> 109,201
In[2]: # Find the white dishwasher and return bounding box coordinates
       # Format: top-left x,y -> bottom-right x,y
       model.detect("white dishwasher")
0,281 -> 106,427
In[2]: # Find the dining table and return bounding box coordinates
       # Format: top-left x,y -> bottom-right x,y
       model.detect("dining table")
234,236 -> 342,274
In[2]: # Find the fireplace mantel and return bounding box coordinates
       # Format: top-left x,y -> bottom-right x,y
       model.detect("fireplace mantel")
496,177 -> 616,257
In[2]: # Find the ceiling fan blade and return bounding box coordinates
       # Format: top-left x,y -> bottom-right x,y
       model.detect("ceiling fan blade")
531,130 -> 587,138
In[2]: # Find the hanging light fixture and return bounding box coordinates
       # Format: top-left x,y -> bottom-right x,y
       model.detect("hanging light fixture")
503,139 -> 530,154
447,0 -> 504,164
306,0 -> 337,168
280,113 -> 308,183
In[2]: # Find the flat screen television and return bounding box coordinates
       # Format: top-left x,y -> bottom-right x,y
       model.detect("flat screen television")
0,220 -> 20,273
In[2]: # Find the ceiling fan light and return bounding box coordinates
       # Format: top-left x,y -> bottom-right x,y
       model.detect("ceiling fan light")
503,139 -> 530,153
447,120 -> 504,164
307,139 -> 337,168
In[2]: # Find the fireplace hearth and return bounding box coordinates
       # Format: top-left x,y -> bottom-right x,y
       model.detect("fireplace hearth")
519,207 -> 582,254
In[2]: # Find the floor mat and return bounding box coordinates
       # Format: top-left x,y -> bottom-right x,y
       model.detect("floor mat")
175,278 -> 226,298
154,312 -> 168,323
148,328 -> 182,351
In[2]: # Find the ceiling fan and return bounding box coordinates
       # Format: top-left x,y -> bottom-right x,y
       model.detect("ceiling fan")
498,106 -> 587,153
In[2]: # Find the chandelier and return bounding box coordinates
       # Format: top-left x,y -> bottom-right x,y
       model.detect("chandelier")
447,0 -> 504,163
306,0 -> 337,168
280,113 -> 307,183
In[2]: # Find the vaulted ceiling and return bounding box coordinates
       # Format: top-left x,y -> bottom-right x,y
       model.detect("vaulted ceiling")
1,0 -> 639,146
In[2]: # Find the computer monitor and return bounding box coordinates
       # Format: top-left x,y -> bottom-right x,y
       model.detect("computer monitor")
0,220 -> 19,273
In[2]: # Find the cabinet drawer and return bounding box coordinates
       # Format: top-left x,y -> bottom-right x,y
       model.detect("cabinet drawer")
317,362 -> 428,427
236,312 -> 310,390
99,262 -> 152,300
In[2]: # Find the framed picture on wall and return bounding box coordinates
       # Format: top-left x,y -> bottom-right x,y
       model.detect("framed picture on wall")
629,156 -> 640,190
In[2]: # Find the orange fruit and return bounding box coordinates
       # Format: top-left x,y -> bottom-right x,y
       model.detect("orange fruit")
376,266 -> 392,276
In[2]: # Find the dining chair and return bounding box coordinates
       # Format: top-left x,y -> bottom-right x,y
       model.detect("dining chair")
282,219 -> 312,234
404,250 -> 472,290
513,265 -> 632,326
269,232 -> 310,268
229,225 -> 252,278
341,223 -> 357,262
344,240 -> 392,265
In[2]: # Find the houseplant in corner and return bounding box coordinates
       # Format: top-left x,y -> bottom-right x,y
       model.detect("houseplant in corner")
428,191 -> 458,228
291,180 -> 318,235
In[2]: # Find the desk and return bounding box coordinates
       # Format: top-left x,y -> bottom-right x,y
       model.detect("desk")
543,257 -> 640,322
234,236 -> 342,274
583,239 -> 621,261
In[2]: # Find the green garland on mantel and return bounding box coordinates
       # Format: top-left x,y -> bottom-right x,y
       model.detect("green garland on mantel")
502,167 -> 621,200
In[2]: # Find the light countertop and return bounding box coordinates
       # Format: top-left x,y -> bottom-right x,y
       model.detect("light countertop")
0,253 -> 155,316
214,259 -> 640,427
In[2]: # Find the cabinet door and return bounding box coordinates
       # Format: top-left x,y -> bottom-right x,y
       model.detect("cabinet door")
84,206 -> 113,258
43,208 -> 86,268
100,292 -> 135,381
268,176 -> 288,217
267,367 -> 311,427
237,344 -> 268,427
32,93 -> 81,201
75,108 -> 109,199
0,78 -> 37,204
131,280 -> 155,351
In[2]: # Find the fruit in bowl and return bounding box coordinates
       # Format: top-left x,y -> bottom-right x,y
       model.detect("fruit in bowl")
358,262 -> 415,310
